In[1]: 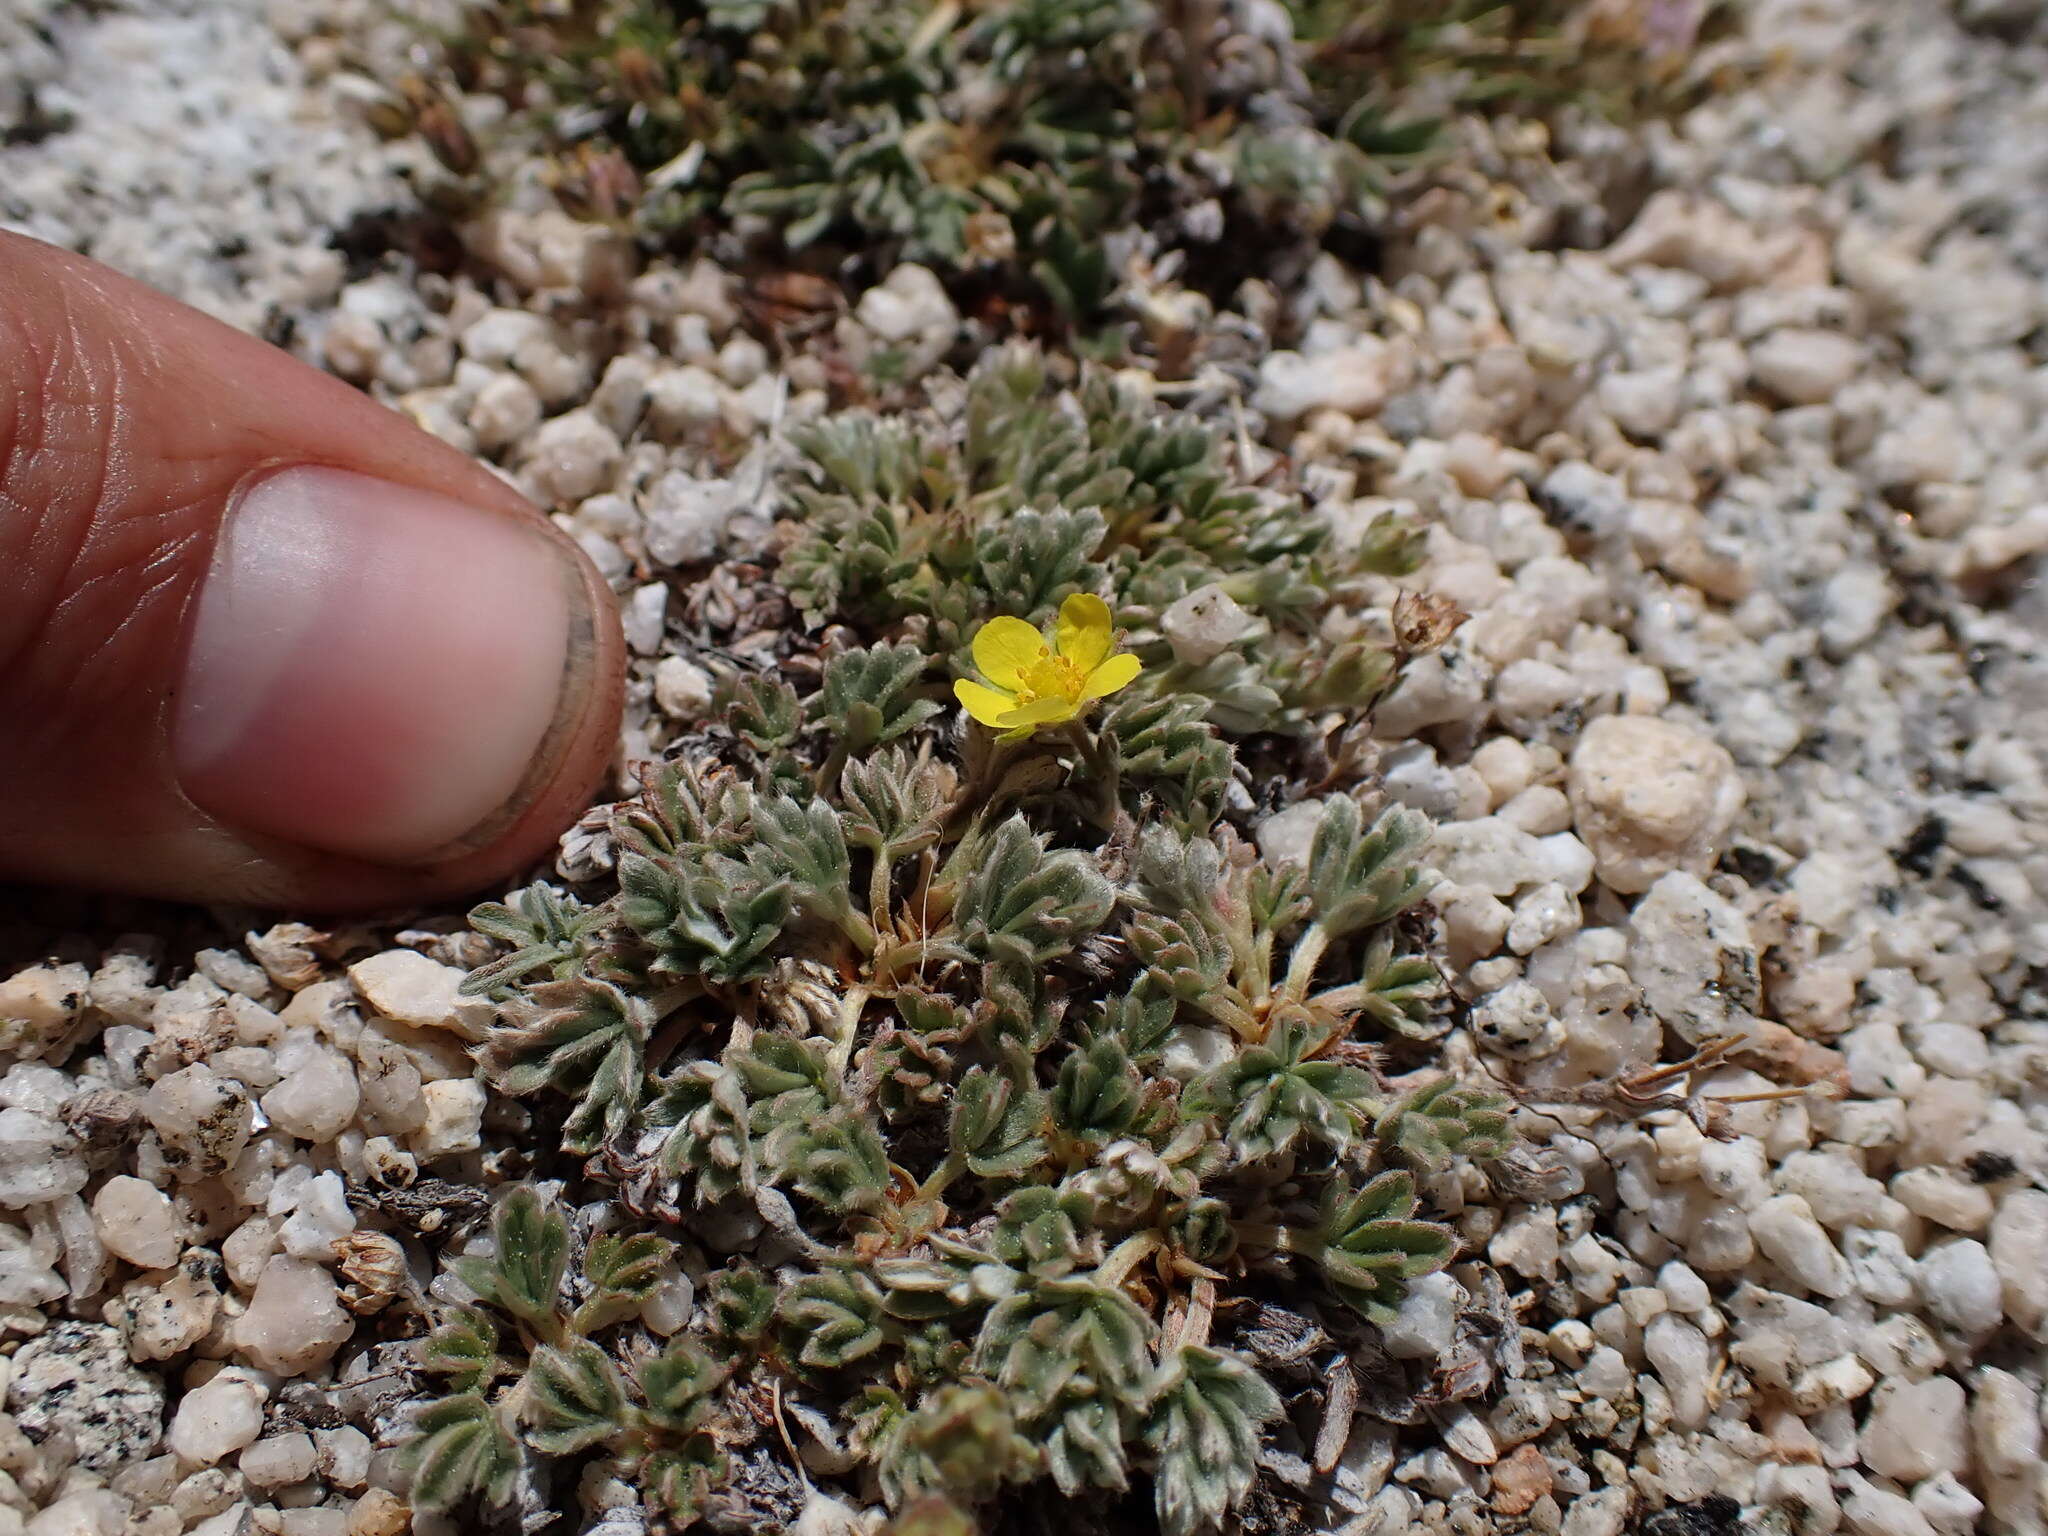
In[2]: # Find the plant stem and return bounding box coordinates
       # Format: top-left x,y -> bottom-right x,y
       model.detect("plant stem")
868,848 -> 896,934
1232,1222 -> 1318,1258
917,1150 -> 967,1203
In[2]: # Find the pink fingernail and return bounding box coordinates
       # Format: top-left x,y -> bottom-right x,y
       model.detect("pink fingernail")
173,466 -> 587,865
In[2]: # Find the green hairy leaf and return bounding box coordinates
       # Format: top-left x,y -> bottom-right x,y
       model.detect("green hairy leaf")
880,1382 -> 1040,1507
420,1308 -> 499,1395
949,1066 -> 1050,1180
404,1394 -> 517,1513
747,791 -> 858,922
455,1188 -> 568,1331
782,1267 -> 890,1369
818,640 -> 943,754
1050,1034 -> 1143,1146
1145,1346 -> 1283,1536
841,748 -> 953,858
706,1264 -> 778,1345
770,1106 -> 893,1214
618,853 -> 792,983
1377,1076 -> 1515,1172
1313,1169 -> 1459,1324
641,1437 -> 727,1527
990,1187 -> 1094,1275
462,883 -> 605,998
638,1340 -> 729,1433
1181,1017 -> 1378,1164
573,1231 -> 674,1333
479,977 -> 650,1155
523,1341 -> 626,1455
1306,798 -> 1437,941
950,816 -> 1114,968
720,671 -> 805,754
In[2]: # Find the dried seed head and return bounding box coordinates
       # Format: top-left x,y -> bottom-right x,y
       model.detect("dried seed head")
333,1231 -> 410,1315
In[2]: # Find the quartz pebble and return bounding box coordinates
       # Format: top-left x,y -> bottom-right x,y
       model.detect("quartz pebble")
1379,1271 -> 1462,1360
260,1047 -> 360,1144
91,1177 -> 183,1270
1917,1240 -> 2002,1336
415,1079 -> 486,1159
346,952 -> 487,1039
1859,1375 -> 1969,1483
1750,328 -> 1865,404
240,1432 -> 316,1488
1987,1189 -> 2048,1335
1161,585 -> 1259,667
1749,1196 -> 1854,1298
143,1065 -> 255,1182
1625,872 -> 1760,1043
0,1109 -> 87,1208
168,1372 -> 266,1467
233,1258 -> 352,1376
1566,716 -> 1744,893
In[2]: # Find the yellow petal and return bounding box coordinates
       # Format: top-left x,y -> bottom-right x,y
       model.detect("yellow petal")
995,696 -> 1089,733
972,616 -> 1048,691
1056,593 -> 1115,673
1079,651 -> 1142,701
954,678 -> 1019,727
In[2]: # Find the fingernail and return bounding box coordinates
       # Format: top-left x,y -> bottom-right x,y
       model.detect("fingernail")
174,465 -> 589,866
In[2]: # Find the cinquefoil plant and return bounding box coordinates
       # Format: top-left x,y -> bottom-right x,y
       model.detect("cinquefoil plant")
414,349 -> 1518,1534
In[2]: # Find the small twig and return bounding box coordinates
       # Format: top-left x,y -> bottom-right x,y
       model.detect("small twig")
769,1379 -> 812,1491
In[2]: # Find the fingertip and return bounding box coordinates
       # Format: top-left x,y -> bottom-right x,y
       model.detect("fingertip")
169,465 -> 624,903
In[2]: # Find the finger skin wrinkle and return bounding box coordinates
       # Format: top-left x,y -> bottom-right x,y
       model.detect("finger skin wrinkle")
0,260 -> 230,756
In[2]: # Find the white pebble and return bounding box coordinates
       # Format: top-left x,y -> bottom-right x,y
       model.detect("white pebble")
143,1066 -> 254,1183
278,1171 -> 356,1260
91,1177 -> 183,1270
1889,1167 -> 1992,1233
1860,1374 -> 1968,1482
653,656 -> 713,719
1642,1313 -> 1711,1428
233,1259 -> 352,1376
1749,328 -> 1864,405
414,1079 -> 486,1160
346,951 -> 486,1039
1162,585 -> 1259,667
168,1373 -> 268,1466
1987,1188 -> 2048,1334
260,1047 -> 359,1144
1379,1271 -> 1462,1360
1566,715 -> 1744,894
315,1426 -> 372,1490
1917,1239 -> 2002,1335
1749,1195 -> 1853,1297
1839,1472 -> 1938,1536
239,1432 -> 316,1488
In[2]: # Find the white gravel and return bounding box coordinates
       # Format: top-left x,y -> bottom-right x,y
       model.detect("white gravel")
2,0 -> 2047,1531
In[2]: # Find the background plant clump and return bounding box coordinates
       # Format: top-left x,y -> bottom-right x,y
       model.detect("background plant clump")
380,0 -> 1711,334
405,348 -> 1536,1534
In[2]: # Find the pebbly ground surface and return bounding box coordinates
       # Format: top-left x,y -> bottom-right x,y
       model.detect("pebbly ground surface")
2,2 -> 2047,1535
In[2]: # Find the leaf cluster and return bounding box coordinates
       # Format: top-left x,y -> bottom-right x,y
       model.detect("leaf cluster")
438,350 -> 1523,1533
784,347 -> 1420,743
405,1190 -> 727,1526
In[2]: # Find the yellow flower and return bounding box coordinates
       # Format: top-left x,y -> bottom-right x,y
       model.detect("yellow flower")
954,594 -> 1142,741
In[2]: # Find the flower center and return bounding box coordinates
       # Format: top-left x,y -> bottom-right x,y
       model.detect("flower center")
1011,646 -> 1087,705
